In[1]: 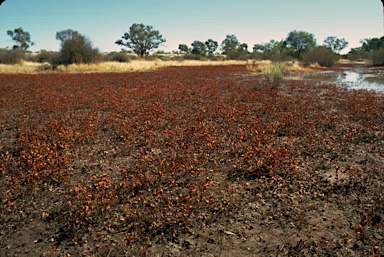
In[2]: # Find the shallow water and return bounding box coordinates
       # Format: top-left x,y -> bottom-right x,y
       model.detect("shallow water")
302,67 -> 384,93
337,71 -> 384,93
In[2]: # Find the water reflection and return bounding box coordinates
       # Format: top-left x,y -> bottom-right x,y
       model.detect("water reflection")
337,71 -> 384,93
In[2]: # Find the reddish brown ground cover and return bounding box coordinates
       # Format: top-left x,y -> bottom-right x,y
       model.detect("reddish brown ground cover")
0,65 -> 383,256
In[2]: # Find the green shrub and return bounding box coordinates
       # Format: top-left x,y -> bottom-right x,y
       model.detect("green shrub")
49,53 -> 61,70
58,34 -> 102,65
270,52 -> 294,62
169,55 -> 185,62
104,51 -> 130,62
225,50 -> 251,60
346,48 -> 368,61
183,54 -> 206,60
370,49 -> 384,66
158,55 -> 171,61
302,46 -> 339,67
35,50 -> 57,63
226,50 -> 241,60
207,55 -> 226,61
0,49 -> 25,64
143,55 -> 163,61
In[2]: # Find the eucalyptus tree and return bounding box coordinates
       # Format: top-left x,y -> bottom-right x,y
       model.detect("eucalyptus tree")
178,44 -> 189,54
116,23 -> 166,57
191,40 -> 207,55
220,34 -> 240,54
323,36 -> 348,54
205,39 -> 218,54
7,27 -> 34,50
285,30 -> 316,58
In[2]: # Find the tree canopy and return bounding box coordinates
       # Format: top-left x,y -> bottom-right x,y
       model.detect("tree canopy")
323,36 -> 348,54
205,39 -> 218,54
7,27 -> 34,50
178,44 -> 189,54
191,40 -> 207,55
238,43 -> 248,53
360,37 -> 384,52
56,29 -> 82,46
116,23 -> 166,57
253,40 -> 286,55
220,34 -> 240,54
285,30 -> 316,58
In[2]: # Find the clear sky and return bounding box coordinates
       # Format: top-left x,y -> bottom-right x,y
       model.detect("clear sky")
0,0 -> 382,54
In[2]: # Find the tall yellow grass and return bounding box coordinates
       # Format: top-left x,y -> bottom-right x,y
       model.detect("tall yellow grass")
246,60 -> 311,73
0,61 -> 45,73
57,59 -> 247,72
0,59 -> 248,73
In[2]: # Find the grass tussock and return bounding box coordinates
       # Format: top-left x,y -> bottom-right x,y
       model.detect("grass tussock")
247,60 -> 293,88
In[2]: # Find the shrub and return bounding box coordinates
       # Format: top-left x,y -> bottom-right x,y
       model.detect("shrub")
143,55 -> 163,61
302,46 -> 339,67
270,52 -> 294,62
370,49 -> 384,66
347,48 -> 369,61
35,50 -> 57,63
226,50 -> 241,60
104,51 -> 130,62
59,39 -> 101,65
49,53 -> 61,70
169,55 -> 185,62
158,55 -> 171,61
206,55 -> 226,61
225,50 -> 251,60
56,30 -> 102,66
0,49 -> 25,64
183,54 -> 206,60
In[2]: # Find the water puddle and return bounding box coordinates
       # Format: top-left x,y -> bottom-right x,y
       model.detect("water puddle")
301,67 -> 384,93
337,71 -> 384,93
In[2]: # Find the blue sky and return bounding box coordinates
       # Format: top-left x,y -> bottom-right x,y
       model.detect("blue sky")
0,0 -> 382,54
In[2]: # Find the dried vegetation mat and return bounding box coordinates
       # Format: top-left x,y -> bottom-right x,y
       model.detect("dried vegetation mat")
0,65 -> 383,256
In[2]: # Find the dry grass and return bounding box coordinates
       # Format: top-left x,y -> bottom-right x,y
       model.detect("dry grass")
246,60 -> 323,87
0,59 -> 247,73
56,59 -> 247,72
0,61 -> 46,73
246,60 -> 313,73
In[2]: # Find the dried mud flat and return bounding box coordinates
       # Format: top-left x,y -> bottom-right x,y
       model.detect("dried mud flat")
0,64 -> 383,256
